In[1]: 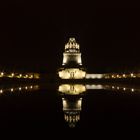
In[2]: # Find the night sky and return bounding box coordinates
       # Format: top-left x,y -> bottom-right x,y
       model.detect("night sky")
0,1 -> 140,73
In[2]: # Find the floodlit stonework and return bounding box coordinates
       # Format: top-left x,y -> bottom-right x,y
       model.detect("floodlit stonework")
58,38 -> 86,79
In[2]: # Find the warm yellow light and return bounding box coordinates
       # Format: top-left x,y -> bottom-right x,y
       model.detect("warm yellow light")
29,75 -> 33,79
0,89 -> 3,93
19,87 -> 22,91
123,74 -> 126,77
11,88 -> 14,92
58,84 -> 86,95
0,72 -> 4,76
8,73 -> 15,78
34,74 -> 40,79
58,68 -> 86,79
77,98 -> 82,108
131,89 -> 134,92
86,85 -> 103,89
11,73 -> 14,76
16,74 -> 22,78
86,74 -> 103,79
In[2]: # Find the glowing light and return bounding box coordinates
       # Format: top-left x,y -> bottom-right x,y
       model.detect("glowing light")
0,90 -> 3,93
86,85 -> 103,89
16,74 -> 22,78
62,38 -> 82,65
59,84 -> 86,95
19,74 -> 22,78
62,53 -> 82,65
0,72 -> 4,77
62,97 -> 82,128
58,68 -> 86,79
77,98 -> 82,108
123,88 -> 126,91
62,98 -> 67,108
64,38 -> 79,51
11,88 -> 14,92
0,85 -> 39,94
29,75 -> 33,79
123,74 -> 126,78
131,89 -> 134,92
34,74 -> 40,79
86,74 -> 103,79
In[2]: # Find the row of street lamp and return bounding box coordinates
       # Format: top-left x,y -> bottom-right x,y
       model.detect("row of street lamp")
105,73 -> 139,79
0,72 -> 40,79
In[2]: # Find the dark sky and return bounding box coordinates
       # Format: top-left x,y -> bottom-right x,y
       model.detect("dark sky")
0,1 -> 140,73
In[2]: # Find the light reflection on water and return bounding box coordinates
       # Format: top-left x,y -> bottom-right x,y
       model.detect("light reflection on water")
58,84 -> 140,128
1,83 -> 140,129
58,84 -> 87,128
58,84 -> 140,95
86,84 -> 140,93
58,84 -> 86,95
0,85 -> 39,95
62,97 -> 82,128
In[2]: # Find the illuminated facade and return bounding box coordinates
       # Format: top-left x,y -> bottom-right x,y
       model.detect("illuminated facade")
58,38 -> 86,79
86,74 -> 104,79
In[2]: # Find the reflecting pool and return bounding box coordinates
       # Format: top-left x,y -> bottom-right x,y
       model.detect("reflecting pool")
0,82 -> 140,131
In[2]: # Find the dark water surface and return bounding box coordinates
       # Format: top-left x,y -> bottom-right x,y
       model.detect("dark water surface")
0,83 -> 140,135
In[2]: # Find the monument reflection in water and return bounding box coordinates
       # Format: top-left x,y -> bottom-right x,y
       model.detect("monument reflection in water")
58,84 -> 86,128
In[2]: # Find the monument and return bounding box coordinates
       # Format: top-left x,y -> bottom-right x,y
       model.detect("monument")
58,38 -> 86,79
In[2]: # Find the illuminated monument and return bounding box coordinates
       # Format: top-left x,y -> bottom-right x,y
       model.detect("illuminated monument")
58,38 -> 86,79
